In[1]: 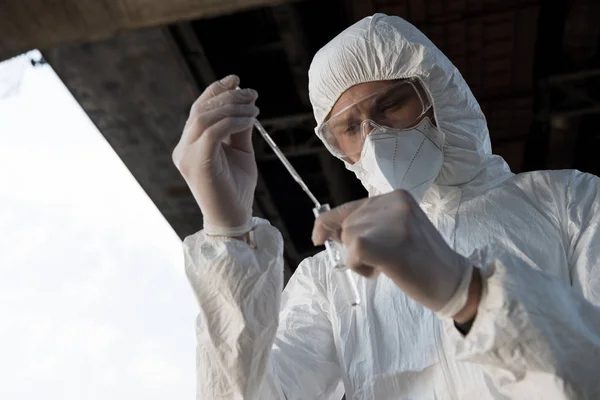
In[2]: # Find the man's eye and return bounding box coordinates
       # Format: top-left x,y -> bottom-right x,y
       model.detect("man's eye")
379,102 -> 398,112
380,97 -> 409,112
344,123 -> 360,136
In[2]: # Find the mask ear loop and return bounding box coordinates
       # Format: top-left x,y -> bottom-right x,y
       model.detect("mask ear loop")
407,79 -> 431,120
411,77 -> 440,131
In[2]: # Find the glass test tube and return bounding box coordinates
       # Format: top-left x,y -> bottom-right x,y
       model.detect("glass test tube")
313,204 -> 361,307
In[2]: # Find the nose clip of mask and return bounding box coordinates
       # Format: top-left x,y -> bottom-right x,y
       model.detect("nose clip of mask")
361,119 -> 380,139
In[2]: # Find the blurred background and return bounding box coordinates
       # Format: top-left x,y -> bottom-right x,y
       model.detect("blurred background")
1,0 -> 600,398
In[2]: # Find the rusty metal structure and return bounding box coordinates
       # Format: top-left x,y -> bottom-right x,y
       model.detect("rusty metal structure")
2,0 -> 600,275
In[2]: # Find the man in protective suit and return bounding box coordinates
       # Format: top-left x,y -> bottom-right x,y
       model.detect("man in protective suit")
173,14 -> 600,399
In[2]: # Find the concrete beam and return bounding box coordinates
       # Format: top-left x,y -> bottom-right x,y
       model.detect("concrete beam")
0,0 -> 297,60
44,28 -> 204,239
271,4 -> 311,107
170,23 -> 216,88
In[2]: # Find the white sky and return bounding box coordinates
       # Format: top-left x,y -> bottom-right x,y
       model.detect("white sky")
0,53 -> 197,399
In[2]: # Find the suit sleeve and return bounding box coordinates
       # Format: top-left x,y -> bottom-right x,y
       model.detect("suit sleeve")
444,171 -> 600,399
184,218 -> 343,399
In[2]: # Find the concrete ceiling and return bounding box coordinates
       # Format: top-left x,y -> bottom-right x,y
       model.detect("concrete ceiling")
0,0 -> 296,60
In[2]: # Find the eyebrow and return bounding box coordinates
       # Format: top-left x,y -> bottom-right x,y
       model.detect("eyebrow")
375,86 -> 414,106
328,117 -> 353,132
328,107 -> 364,131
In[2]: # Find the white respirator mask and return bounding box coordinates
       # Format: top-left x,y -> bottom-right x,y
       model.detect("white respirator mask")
346,117 -> 444,200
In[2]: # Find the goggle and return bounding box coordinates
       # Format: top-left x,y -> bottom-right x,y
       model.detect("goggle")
318,78 -> 432,163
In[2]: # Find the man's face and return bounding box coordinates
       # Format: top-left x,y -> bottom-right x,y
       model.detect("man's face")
321,79 -> 434,163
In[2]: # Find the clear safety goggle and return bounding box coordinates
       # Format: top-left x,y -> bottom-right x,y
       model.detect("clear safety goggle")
318,78 -> 432,163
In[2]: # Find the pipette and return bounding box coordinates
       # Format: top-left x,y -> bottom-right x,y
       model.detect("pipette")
252,120 -> 320,207
253,119 -> 361,306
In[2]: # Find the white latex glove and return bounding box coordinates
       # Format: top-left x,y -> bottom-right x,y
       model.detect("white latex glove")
312,189 -> 479,320
173,75 -> 259,236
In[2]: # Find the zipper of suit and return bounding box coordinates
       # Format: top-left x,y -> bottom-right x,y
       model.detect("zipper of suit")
438,186 -> 463,399
434,317 -> 458,399
428,186 -> 462,399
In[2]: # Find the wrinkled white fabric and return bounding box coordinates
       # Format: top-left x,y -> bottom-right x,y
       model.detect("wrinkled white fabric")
347,117 -> 444,199
184,14 -> 600,399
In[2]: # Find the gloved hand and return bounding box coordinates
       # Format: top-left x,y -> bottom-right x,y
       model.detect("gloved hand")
312,189 -> 481,321
173,75 -> 259,236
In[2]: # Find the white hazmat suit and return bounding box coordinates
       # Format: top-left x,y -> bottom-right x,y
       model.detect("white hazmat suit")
184,14 -> 600,399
